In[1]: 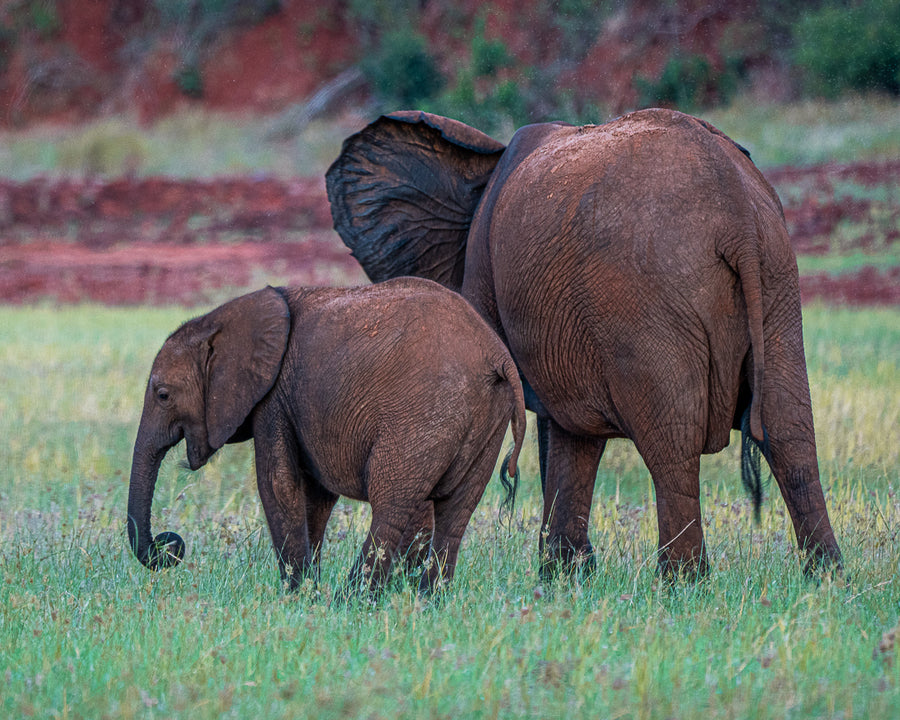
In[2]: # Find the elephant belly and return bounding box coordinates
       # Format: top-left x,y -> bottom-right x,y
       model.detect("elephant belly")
496,256 -> 746,451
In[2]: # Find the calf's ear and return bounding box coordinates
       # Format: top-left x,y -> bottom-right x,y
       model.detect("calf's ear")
202,286 -> 290,449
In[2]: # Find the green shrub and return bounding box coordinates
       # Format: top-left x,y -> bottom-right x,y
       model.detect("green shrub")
634,52 -> 723,110
28,0 -> 61,37
429,74 -> 529,134
362,28 -> 445,107
349,2 -> 607,132
0,24 -> 15,74
470,15 -> 511,77
173,63 -> 204,98
546,0 -> 609,59
152,0 -> 280,26
152,0 -> 281,98
794,0 -> 900,96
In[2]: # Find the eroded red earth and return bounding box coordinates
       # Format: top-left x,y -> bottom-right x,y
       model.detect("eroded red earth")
0,176 -> 367,305
0,161 -> 897,306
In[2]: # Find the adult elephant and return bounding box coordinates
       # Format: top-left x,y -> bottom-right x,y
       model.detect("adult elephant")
326,108 -> 842,578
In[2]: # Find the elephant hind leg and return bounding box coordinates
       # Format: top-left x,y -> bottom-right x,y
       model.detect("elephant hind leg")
419,492 -> 480,594
640,448 -> 709,580
419,426 -> 508,594
756,326 -> 842,573
539,419 -> 606,582
398,500 -> 434,575
764,434 -> 841,574
348,501 -> 420,596
346,438 -> 454,596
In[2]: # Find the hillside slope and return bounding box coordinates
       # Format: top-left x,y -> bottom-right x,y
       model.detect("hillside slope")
0,0 -> 780,126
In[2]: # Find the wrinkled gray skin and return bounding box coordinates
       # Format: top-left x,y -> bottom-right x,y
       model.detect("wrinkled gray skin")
326,108 -> 842,580
127,277 -> 526,594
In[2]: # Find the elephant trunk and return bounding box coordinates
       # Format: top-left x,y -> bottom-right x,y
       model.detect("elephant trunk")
126,435 -> 185,570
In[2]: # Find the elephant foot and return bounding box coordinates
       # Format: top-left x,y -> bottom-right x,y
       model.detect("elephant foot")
417,570 -> 451,599
400,530 -> 433,578
539,538 -> 596,584
801,544 -> 844,583
656,549 -> 710,584
329,583 -> 380,609
280,566 -> 319,594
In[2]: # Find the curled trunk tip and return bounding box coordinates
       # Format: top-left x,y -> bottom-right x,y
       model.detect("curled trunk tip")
129,521 -> 186,570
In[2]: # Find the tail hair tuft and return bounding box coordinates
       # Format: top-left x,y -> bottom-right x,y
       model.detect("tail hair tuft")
499,448 -> 520,529
741,405 -> 771,524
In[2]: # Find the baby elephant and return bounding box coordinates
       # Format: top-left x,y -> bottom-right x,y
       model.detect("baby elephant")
126,277 -> 526,594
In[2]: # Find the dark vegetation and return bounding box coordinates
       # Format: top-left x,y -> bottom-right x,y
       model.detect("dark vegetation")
0,2 -> 896,307
1,1 -> 899,132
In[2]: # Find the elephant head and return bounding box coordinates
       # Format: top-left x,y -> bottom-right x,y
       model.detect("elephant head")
127,286 -> 290,570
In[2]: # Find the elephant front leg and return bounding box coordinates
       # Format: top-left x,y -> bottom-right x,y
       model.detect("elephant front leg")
254,428 -> 314,590
540,419 -> 606,581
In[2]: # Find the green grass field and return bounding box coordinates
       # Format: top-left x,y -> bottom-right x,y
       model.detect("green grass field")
1,303 -> 898,718
704,94 -> 900,167
1,94 -> 898,717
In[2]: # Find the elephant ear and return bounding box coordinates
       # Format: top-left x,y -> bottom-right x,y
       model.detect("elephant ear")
326,111 -> 506,291
203,287 -> 290,450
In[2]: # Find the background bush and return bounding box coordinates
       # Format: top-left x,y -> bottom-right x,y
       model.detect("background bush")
635,52 -> 723,111
426,15 -> 528,132
4,1 -> 900,136
794,0 -> 900,97
347,0 -> 900,132
361,28 -> 444,108
151,0 -> 282,98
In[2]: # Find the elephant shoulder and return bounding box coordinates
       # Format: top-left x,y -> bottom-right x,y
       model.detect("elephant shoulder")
608,108 -> 753,160
501,122 -> 573,173
473,121 -> 573,227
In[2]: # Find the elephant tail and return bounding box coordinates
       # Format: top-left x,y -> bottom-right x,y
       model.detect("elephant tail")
497,355 -> 526,519
729,236 -> 771,523
730,242 -> 767,444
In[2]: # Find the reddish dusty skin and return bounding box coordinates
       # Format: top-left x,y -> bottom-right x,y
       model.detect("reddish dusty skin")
325,109 -> 870,581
